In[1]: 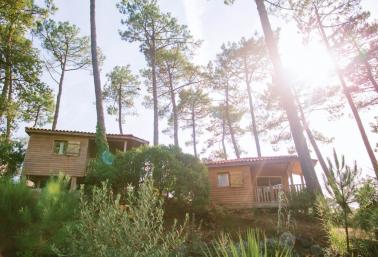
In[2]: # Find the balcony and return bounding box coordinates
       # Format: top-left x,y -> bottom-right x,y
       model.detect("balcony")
255,183 -> 306,208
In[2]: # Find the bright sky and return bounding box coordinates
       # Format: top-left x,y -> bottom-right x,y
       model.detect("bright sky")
21,0 -> 378,180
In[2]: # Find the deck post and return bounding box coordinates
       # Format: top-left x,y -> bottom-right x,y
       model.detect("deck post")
70,177 -> 77,191
300,175 -> 305,186
123,140 -> 128,152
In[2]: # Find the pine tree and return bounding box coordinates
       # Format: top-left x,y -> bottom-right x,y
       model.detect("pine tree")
103,65 -> 140,134
117,0 -> 193,145
290,0 -> 378,178
224,0 -> 322,191
177,88 -> 210,158
35,19 -> 91,130
233,35 -> 269,157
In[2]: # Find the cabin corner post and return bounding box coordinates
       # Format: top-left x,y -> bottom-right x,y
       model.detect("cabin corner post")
285,161 -> 295,192
253,160 -> 266,205
70,177 -> 77,191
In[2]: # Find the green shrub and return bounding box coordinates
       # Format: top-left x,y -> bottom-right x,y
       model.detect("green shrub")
204,230 -> 292,257
351,239 -> 378,257
287,189 -> 316,214
54,179 -> 187,257
326,227 -> 348,256
86,145 -> 209,212
353,179 -> 378,238
0,177 -> 38,256
16,175 -> 78,257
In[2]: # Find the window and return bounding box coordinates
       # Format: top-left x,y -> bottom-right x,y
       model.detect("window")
230,171 -> 243,187
54,140 -> 67,155
66,141 -> 81,156
54,140 -> 81,156
217,173 -> 230,187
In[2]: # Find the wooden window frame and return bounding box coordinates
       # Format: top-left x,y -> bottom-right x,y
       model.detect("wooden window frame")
53,140 -> 68,155
53,140 -> 81,156
217,172 -> 230,188
230,170 -> 243,188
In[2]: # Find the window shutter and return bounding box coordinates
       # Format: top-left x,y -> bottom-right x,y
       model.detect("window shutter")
230,171 -> 243,187
66,141 -> 81,156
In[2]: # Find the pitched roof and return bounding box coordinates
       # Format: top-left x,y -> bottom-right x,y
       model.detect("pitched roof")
205,155 -> 301,168
25,127 -> 149,144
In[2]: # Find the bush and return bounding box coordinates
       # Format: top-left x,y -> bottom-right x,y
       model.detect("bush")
287,189 -> 316,214
86,145 -> 209,212
0,177 -> 38,256
16,175 -> 78,257
204,230 -> 292,257
54,179 -> 187,257
353,179 -> 378,239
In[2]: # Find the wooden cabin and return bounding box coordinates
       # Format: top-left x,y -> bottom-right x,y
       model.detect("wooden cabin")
206,156 -> 314,209
23,127 -> 148,188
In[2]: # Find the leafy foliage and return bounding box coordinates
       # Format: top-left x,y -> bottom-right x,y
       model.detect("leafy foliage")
323,150 -> 359,253
204,230 -> 292,257
54,179 -> 187,257
86,145 -> 209,211
16,175 -> 78,257
0,136 -> 25,175
353,179 -> 378,237
0,176 -> 38,255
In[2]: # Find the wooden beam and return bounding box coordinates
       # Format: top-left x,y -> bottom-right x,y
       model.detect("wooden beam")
123,140 -> 128,152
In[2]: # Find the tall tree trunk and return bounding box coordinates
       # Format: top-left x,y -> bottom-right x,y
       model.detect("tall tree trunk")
221,118 -> 228,160
118,85 -> 123,134
168,70 -> 179,146
0,25 -> 14,120
90,0 -> 108,154
315,6 -> 378,178
243,57 -> 262,157
5,71 -> 13,142
33,105 -> 41,127
52,67 -> 65,130
191,107 -> 197,158
225,83 -> 240,158
0,61 -> 11,121
344,209 -> 350,253
295,94 -> 330,177
151,46 -> 159,145
254,0 -> 321,192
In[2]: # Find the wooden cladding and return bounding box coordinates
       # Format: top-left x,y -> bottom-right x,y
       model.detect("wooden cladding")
23,134 -> 89,177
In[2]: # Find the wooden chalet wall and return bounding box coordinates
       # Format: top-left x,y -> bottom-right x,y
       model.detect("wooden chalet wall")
23,134 -> 89,178
208,165 -> 254,209
208,162 -> 292,209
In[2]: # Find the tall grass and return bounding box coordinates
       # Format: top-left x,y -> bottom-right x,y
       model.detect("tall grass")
204,230 -> 292,257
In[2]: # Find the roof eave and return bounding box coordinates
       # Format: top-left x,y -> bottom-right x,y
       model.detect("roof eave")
25,127 -> 149,145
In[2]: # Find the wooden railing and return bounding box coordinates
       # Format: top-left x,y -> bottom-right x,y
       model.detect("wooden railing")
255,184 -> 305,204
289,184 -> 306,193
